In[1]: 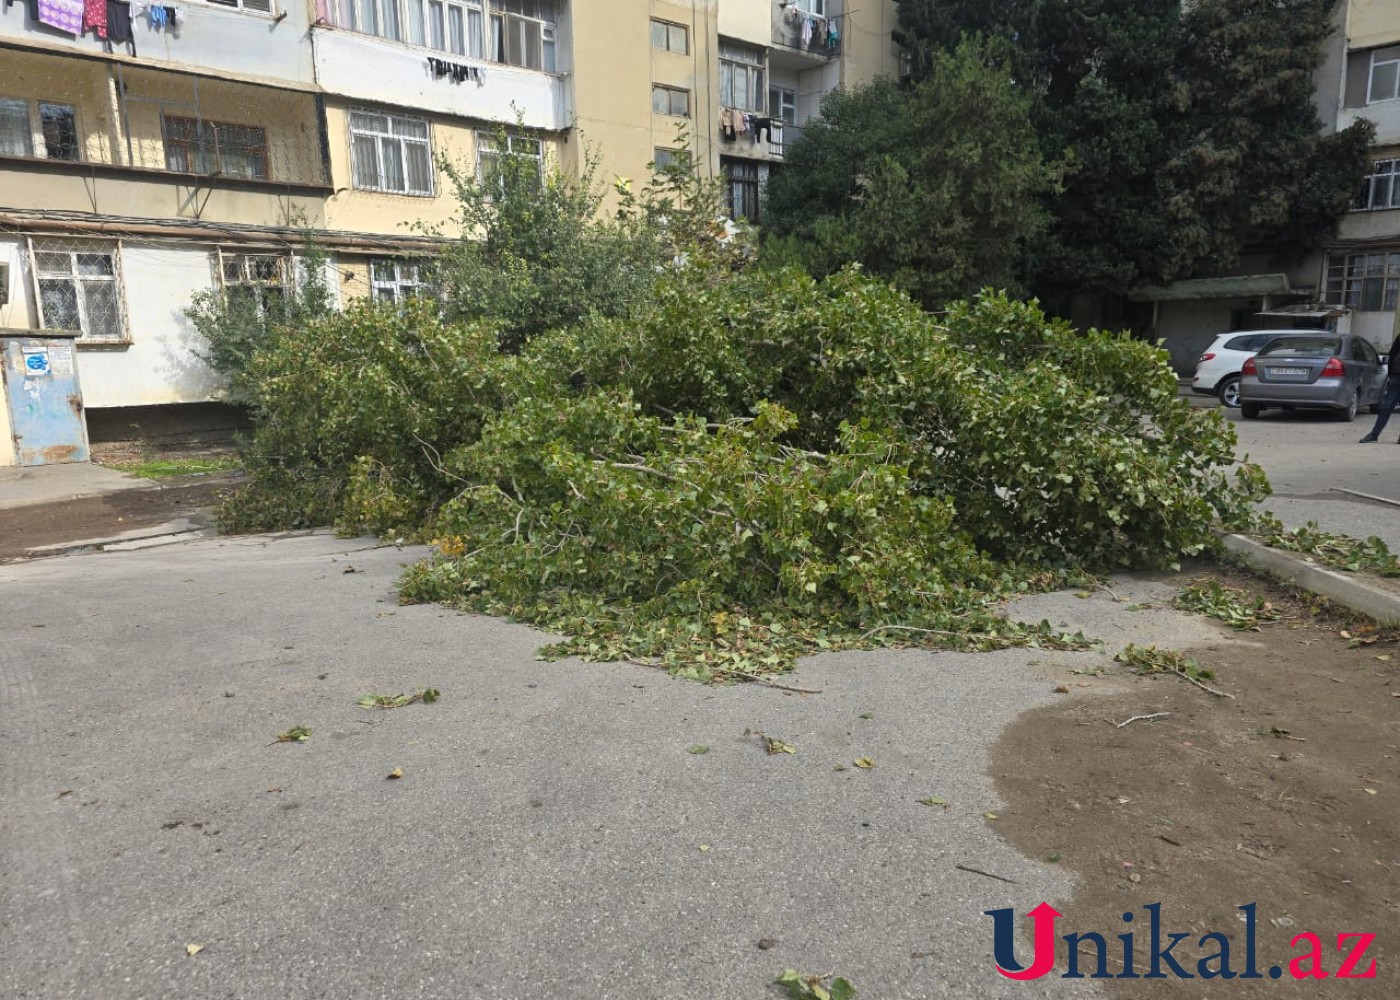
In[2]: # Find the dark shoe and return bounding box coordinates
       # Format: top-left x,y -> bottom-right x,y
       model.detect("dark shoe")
1360,435 -> 1378,442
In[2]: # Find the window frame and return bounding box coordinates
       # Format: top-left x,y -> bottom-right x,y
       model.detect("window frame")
652,84 -> 691,118
217,250 -> 293,322
1370,47 -> 1400,105
769,86 -> 797,124
1355,158 -> 1400,211
719,41 -> 766,113
650,18 -> 688,55
0,96 -> 33,158
652,147 -> 692,172
0,97 -> 84,162
490,0 -> 557,72
31,240 -> 128,345
162,114 -> 270,180
349,109 -> 436,197
369,259 -> 428,304
722,157 -> 760,223
204,0 -> 277,15
475,130 -> 544,193
1327,251 -> 1400,312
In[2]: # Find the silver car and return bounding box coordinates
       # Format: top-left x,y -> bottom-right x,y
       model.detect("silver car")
1239,334 -> 1386,421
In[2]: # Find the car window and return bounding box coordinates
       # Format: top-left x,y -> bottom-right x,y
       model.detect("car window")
1225,335 -> 1261,351
1356,339 -> 1379,364
1258,337 -> 1339,358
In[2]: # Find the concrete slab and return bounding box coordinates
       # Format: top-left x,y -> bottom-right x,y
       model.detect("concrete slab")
0,463 -> 156,511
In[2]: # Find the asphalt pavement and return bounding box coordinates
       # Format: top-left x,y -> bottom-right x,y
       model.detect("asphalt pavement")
0,533 -> 1224,1000
1222,403 -> 1400,551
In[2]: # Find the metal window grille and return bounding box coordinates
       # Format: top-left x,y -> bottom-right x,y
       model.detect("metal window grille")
163,115 -> 270,179
369,259 -> 427,304
475,131 -> 543,191
28,238 -> 128,343
350,110 -> 434,196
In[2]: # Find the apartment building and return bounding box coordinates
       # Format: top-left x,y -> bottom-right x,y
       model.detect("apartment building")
1141,0 -> 1400,373
0,0 -> 901,466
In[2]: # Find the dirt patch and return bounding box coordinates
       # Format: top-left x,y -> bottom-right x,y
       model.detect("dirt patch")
0,477 -> 235,560
992,569 -> 1399,996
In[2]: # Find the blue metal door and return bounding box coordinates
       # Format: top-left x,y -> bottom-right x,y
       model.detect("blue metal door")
2,335 -> 89,466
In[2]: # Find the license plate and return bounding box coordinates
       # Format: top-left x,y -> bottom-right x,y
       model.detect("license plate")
1269,367 -> 1308,376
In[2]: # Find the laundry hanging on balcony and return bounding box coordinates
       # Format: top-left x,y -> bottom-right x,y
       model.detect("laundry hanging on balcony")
104,0 -> 136,55
36,0 -> 83,35
427,56 -> 486,87
81,0 -> 105,37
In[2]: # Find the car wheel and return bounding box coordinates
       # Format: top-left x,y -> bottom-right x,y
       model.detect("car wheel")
1216,376 -> 1241,408
1336,387 -> 1360,422
1240,401 -> 1262,419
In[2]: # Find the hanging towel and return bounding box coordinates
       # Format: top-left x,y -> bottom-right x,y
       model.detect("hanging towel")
36,0 -> 83,35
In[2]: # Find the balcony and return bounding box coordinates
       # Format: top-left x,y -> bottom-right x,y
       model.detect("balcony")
770,1 -> 841,70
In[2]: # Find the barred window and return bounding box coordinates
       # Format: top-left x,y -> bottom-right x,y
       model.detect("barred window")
722,157 -> 760,223
220,252 -> 290,320
350,110 -> 434,196
370,260 -> 427,304
476,131 -> 542,193
35,243 -> 126,343
0,97 -> 31,157
164,115 -> 269,179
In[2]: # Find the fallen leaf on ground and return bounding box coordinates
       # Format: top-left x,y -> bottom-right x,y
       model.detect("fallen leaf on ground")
687,745 -> 709,755
387,768 -> 404,780
853,757 -> 875,769
273,726 -> 312,744
185,944 -> 204,956
918,796 -> 949,810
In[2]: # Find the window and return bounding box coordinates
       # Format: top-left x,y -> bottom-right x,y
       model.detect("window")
490,0 -> 557,72
1327,252 -> 1400,312
653,147 -> 692,172
769,86 -> 797,124
1370,46 -> 1400,104
719,41 -> 765,112
722,157 -> 760,223
337,0 -> 485,56
163,116 -> 269,179
350,110 -> 434,195
796,0 -> 825,13
652,85 -> 690,117
205,0 -> 275,13
220,252 -> 290,319
38,104 -> 79,161
34,244 -> 125,343
0,99 -> 81,161
476,131 -> 543,192
370,260 -> 427,303
1355,158 -> 1400,211
651,19 -> 688,54
0,97 -> 31,157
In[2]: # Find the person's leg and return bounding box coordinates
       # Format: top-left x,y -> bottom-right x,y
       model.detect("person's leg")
1361,378 -> 1400,440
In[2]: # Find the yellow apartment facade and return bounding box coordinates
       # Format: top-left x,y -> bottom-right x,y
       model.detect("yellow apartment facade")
0,0 -> 899,465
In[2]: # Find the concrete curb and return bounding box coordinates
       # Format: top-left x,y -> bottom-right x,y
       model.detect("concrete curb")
1220,533 -> 1400,625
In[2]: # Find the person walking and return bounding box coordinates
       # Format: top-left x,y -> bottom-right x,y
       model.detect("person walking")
1361,331 -> 1400,442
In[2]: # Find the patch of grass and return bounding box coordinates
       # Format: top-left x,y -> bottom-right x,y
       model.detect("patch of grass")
110,456 -> 240,479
